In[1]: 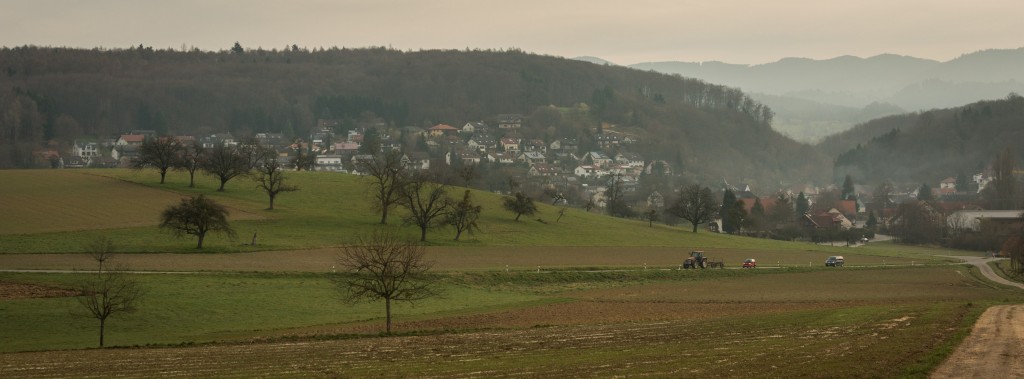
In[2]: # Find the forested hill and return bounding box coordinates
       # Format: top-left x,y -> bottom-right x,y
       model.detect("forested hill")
0,46 -> 825,185
830,95 -> 1024,185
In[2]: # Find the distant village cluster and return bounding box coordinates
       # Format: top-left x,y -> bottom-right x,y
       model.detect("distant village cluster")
56,111 -> 1019,250
60,113 -> 663,209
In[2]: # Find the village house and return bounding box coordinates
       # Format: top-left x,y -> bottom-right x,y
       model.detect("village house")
111,144 -> 141,166
461,121 -> 487,134
947,210 -> 1024,233
467,135 -> 498,152
485,151 -> 517,165
582,151 -> 613,167
522,139 -> 547,153
500,137 -> 521,153
574,164 -> 608,179
254,132 -> 286,147
199,133 -> 237,148
595,134 -> 621,149
72,140 -> 101,158
615,152 -> 645,168
801,208 -> 854,231
116,134 -> 146,146
517,151 -> 546,165
427,124 -> 460,137
316,154 -> 345,172
403,152 -> 431,171
446,150 -> 481,166
549,138 -> 579,153
528,163 -> 562,177
496,114 -> 522,129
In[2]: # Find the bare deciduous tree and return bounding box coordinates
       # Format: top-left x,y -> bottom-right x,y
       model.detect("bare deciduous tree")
669,184 -> 718,232
159,195 -> 236,249
358,151 -> 408,224
175,141 -> 204,188
253,146 -> 298,210
447,190 -> 482,241
132,136 -> 184,184
332,230 -> 438,334
73,253 -> 143,347
86,236 -> 115,275
503,192 -> 537,221
201,143 -> 251,192
398,174 -> 451,242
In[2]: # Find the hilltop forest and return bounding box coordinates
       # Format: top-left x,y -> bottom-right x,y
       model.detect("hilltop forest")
828,94 -> 1024,185
0,45 -> 824,186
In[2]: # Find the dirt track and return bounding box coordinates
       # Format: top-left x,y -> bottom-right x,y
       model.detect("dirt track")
930,304 -> 1024,378
931,257 -> 1024,378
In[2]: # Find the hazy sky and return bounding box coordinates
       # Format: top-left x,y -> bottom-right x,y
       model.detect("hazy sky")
2,0 -> 1021,65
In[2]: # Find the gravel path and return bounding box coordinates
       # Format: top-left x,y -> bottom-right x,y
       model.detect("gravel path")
931,256 -> 1024,378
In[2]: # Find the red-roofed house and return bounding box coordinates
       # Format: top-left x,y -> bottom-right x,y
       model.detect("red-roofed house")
116,134 -> 146,146
428,124 -> 459,137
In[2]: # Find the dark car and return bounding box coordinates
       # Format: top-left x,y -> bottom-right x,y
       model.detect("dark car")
742,258 -> 757,268
825,256 -> 845,267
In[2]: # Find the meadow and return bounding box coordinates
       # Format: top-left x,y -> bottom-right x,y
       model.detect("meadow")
0,169 -> 892,253
0,168 -> 1016,377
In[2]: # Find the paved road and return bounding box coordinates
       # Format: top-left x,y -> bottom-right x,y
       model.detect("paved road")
931,256 -> 1024,378
941,255 -> 1024,290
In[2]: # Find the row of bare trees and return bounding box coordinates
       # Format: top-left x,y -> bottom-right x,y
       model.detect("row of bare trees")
358,151 -> 488,242
133,137 -> 299,210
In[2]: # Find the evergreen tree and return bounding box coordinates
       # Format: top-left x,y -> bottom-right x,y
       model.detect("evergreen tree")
955,171 -> 970,193
749,197 -> 766,230
865,210 -> 878,230
917,183 -> 935,202
795,191 -> 810,216
770,192 -> 795,224
726,199 -> 748,234
841,175 -> 857,201
720,189 -> 738,233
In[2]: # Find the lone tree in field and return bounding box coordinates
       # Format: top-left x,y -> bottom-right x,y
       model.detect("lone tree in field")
253,146 -> 298,210
86,236 -> 116,275
201,143 -> 251,191
447,190 -> 482,241
397,174 -> 451,242
358,150 -> 408,224
73,252 -> 143,347
668,184 -> 718,232
332,230 -> 437,334
159,195 -> 236,249
132,136 -> 184,184
645,208 -> 659,227
503,191 -> 537,221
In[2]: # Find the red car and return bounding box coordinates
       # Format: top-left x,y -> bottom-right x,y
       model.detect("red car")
742,258 -> 757,268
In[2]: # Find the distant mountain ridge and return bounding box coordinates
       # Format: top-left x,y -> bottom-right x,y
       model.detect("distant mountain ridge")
629,48 -> 1024,108
624,48 -> 1024,142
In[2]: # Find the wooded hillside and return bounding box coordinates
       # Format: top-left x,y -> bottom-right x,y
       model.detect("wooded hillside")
831,95 -> 1024,185
0,45 -> 825,186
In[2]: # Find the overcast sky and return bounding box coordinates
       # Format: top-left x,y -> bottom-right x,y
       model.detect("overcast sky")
2,0 -> 1021,65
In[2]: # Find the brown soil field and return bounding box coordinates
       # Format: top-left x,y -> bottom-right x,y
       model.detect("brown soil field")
0,246 -> 918,272
0,296 -> 960,378
0,281 -> 78,300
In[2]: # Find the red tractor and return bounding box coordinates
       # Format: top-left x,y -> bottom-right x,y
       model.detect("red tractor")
684,250 -> 724,269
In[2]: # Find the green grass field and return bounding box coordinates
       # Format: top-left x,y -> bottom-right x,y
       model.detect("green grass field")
0,168 -> 1016,377
0,169 -> 872,253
